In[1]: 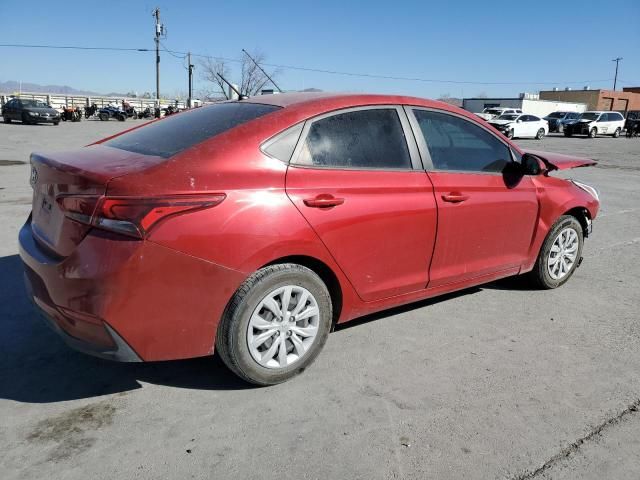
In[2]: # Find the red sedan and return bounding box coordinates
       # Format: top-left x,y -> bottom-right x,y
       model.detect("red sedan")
19,93 -> 600,385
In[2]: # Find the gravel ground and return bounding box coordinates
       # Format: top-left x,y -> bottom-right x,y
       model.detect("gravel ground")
1,119 -> 639,479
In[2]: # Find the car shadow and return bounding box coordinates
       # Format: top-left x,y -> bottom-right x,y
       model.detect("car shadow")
335,287 -> 482,332
0,254 -> 251,404
1,252 -> 535,404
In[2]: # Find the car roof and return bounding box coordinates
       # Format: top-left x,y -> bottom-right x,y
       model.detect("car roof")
244,91 -> 462,115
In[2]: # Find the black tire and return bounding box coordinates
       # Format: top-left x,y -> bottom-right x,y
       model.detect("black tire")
528,215 -> 584,289
564,131 -> 572,137
99,113 -> 109,121
507,129 -> 514,139
3,116 -> 10,124
589,127 -> 597,138
612,127 -> 621,138
216,264 -> 333,386
535,128 -> 545,140
117,114 -> 126,121
21,112 -> 32,125
53,121 -> 59,126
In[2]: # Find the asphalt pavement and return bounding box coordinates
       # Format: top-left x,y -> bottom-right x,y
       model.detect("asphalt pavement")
1,119 -> 639,479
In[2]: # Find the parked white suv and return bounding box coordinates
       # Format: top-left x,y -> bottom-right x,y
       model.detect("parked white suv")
475,107 -> 523,121
564,111 -> 625,138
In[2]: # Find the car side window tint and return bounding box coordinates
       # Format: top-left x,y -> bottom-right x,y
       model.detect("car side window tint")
295,109 -> 412,169
413,110 -> 511,173
262,123 -> 304,162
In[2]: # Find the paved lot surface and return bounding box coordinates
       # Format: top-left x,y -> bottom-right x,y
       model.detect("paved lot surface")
1,119 -> 639,479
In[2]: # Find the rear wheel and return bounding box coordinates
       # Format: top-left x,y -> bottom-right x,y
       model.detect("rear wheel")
216,264 -> 332,386
535,128 -> 545,140
589,127 -> 597,138
99,112 -> 109,121
528,215 -> 583,289
507,129 -> 514,139
613,127 -> 621,138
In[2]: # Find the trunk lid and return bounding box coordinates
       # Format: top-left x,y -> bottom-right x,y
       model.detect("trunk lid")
523,149 -> 597,171
30,145 -> 165,256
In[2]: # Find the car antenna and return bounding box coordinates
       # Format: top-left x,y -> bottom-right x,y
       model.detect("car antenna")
216,74 -> 249,100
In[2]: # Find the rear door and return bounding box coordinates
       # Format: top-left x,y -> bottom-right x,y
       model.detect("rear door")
407,108 -> 539,287
285,106 -> 438,302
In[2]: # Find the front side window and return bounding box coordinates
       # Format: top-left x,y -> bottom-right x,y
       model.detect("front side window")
413,110 -> 511,173
295,108 -> 412,169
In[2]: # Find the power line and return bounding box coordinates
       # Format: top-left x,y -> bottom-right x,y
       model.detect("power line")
0,43 -> 150,52
0,42 -> 615,87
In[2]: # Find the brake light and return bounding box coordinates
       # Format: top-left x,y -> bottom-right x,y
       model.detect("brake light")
58,194 -> 226,238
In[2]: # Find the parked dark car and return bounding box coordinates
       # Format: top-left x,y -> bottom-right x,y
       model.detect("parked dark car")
543,111 -> 581,133
2,98 -> 60,125
625,110 -> 640,131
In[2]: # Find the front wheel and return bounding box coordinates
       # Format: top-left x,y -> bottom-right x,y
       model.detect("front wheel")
535,128 -> 545,140
613,127 -> 621,138
564,131 -> 572,137
589,127 -> 597,138
528,215 -> 584,289
99,113 -> 109,121
507,129 -> 514,139
216,264 -> 332,386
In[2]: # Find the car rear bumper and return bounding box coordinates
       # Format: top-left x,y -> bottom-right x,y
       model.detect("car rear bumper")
19,217 -> 247,361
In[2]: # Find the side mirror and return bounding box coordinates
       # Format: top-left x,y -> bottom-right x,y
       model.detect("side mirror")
521,154 -> 543,175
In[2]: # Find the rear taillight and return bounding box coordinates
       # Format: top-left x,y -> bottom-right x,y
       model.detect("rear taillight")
57,194 -> 226,238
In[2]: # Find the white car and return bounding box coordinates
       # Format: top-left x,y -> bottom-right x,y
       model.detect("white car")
563,111 -> 625,138
475,107 -> 522,121
488,114 -> 549,139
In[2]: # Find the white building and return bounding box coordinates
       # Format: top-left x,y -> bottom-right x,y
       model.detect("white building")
463,93 -> 587,118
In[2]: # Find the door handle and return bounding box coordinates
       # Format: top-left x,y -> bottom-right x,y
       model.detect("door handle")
441,192 -> 469,203
303,195 -> 345,208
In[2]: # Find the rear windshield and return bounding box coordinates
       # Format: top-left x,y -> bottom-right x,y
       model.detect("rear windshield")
104,102 -> 280,158
547,112 -> 566,118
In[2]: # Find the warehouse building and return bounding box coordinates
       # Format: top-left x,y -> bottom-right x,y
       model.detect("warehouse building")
462,93 -> 586,117
539,87 -> 640,112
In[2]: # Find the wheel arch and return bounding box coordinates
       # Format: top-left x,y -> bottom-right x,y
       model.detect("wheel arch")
262,255 -> 343,327
562,206 -> 592,238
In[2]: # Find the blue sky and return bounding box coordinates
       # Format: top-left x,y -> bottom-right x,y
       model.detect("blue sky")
1,0 -> 639,99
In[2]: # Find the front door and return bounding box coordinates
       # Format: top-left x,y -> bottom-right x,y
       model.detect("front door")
408,108 -> 539,287
285,106 -> 438,302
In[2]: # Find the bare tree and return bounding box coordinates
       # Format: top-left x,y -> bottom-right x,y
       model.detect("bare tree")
199,56 -> 232,99
199,50 -> 280,98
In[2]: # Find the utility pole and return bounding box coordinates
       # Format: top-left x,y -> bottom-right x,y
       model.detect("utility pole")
612,57 -> 622,91
242,49 -> 283,93
153,8 -> 165,112
187,52 -> 194,108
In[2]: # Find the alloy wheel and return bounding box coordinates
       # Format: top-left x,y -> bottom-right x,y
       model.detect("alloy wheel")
547,227 -> 579,280
247,285 -> 320,369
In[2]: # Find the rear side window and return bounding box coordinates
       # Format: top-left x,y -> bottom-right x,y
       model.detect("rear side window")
294,108 -> 412,169
104,102 -> 280,158
413,110 -> 511,173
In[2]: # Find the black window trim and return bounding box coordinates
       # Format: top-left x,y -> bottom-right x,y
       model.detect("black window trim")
260,122 -> 305,163
404,106 -> 517,175
288,105 -> 424,172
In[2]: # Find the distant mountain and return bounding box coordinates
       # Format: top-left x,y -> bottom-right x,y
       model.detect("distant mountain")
0,80 -> 128,97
